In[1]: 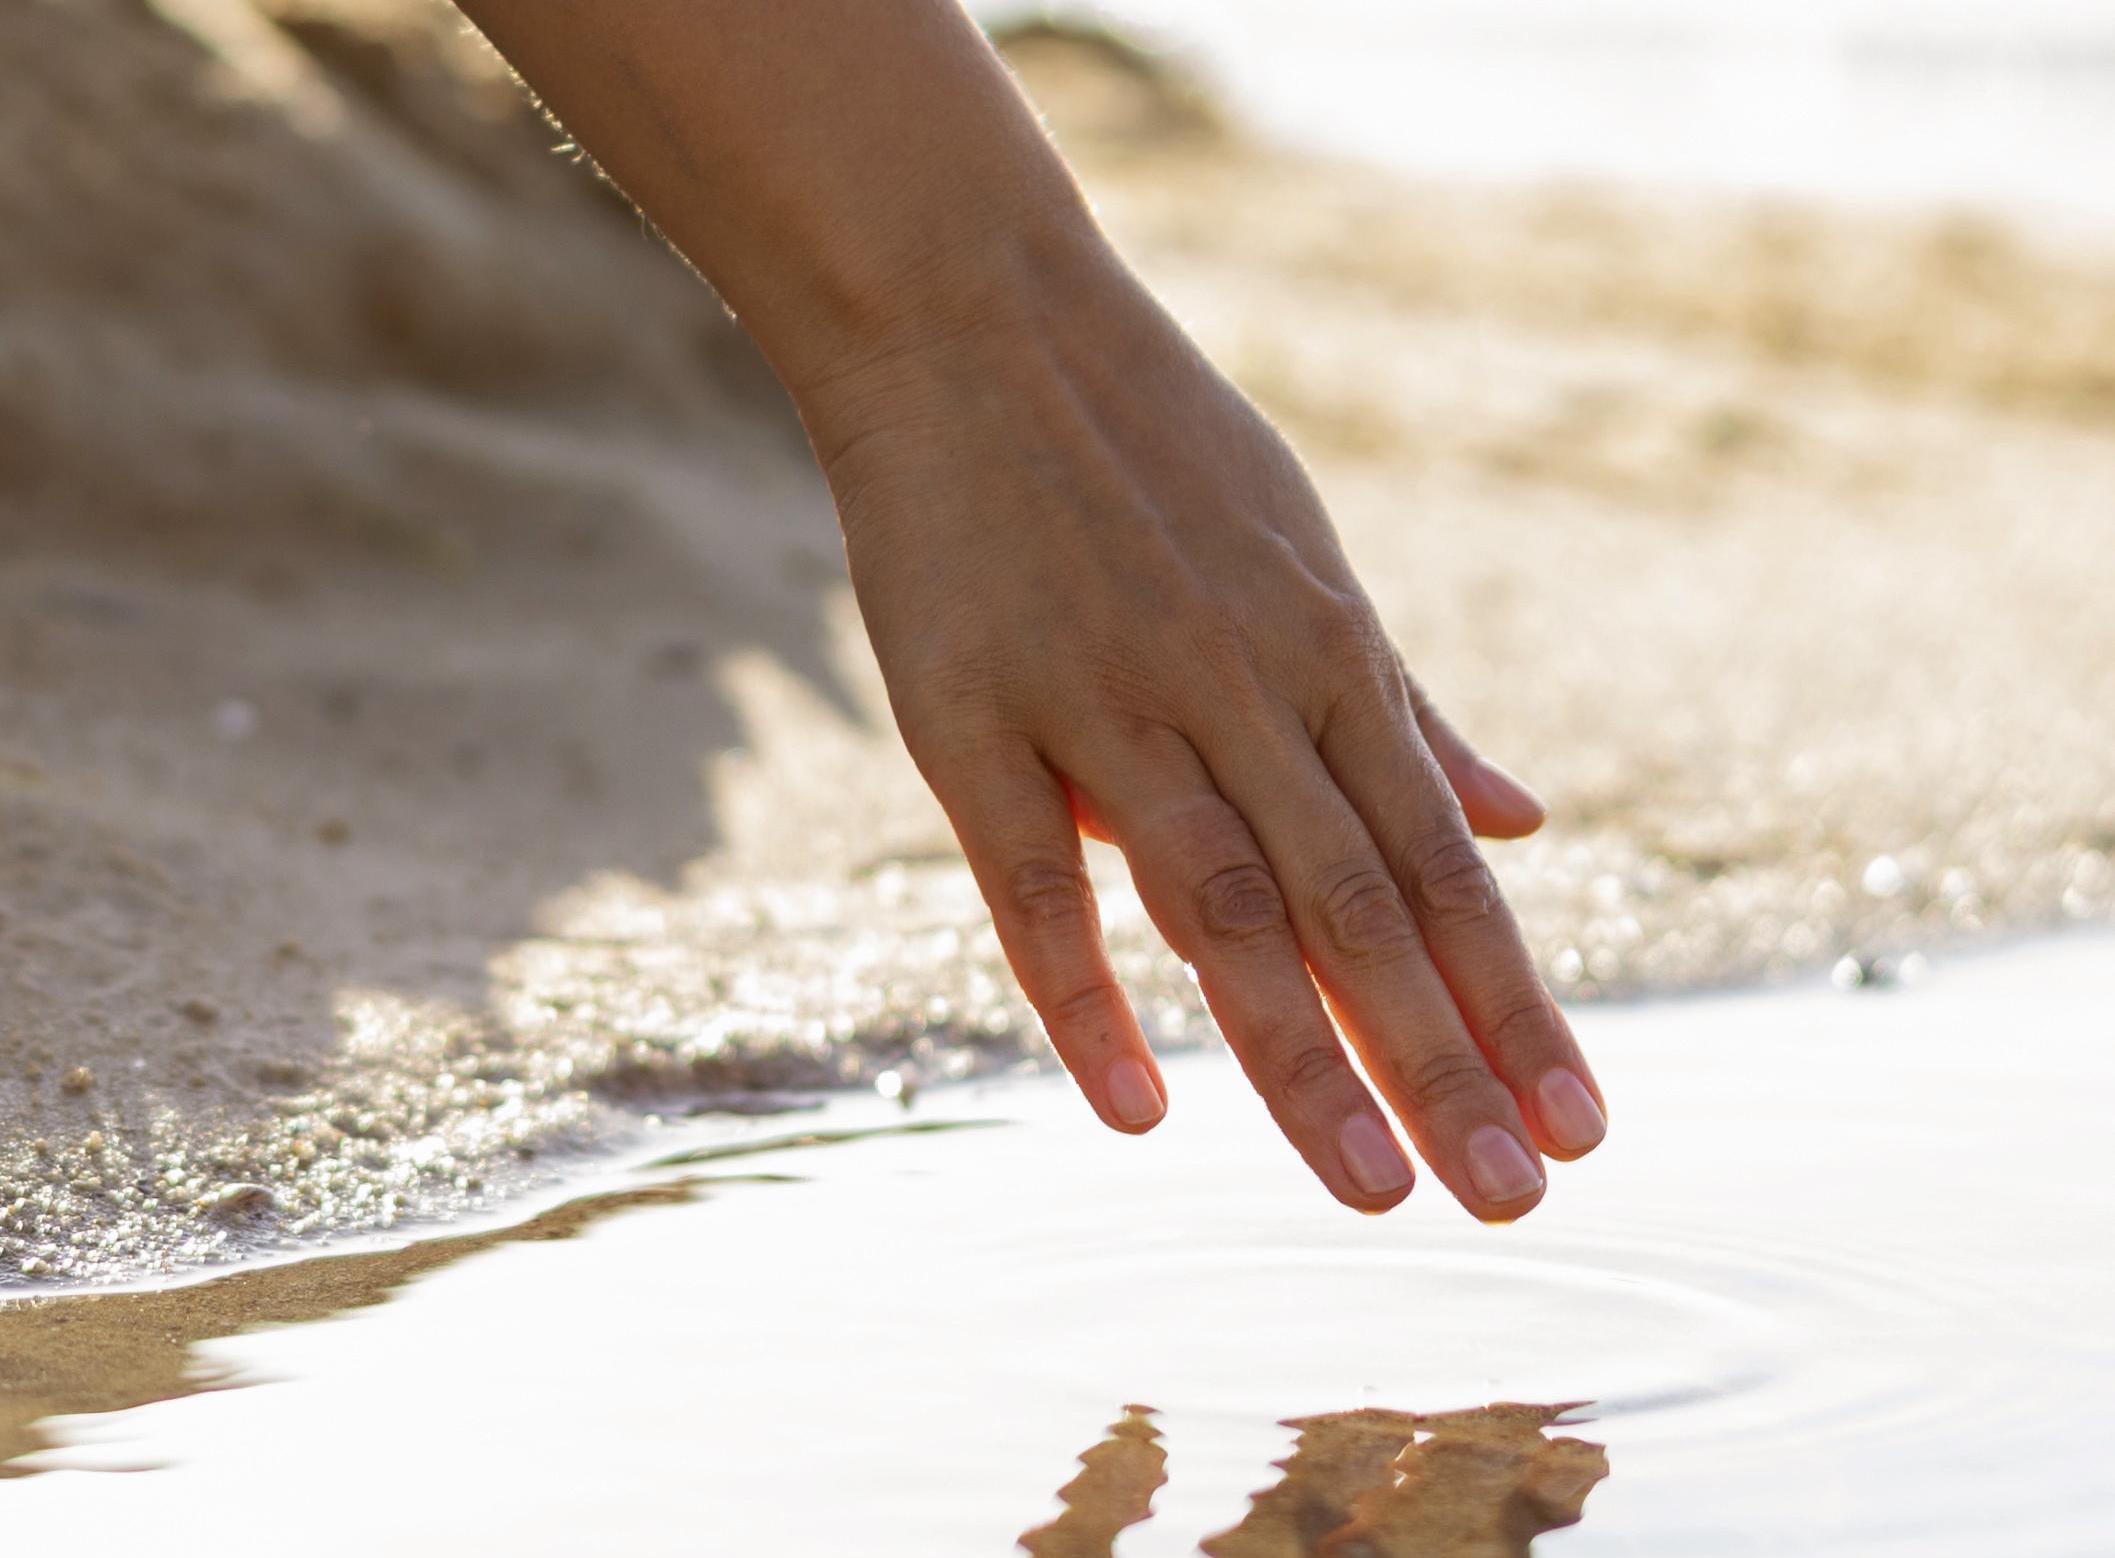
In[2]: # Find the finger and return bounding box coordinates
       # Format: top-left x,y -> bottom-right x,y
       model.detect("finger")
1403,666 -> 1547,840
1075,730 -> 1415,1213
1196,707 -> 1549,1221
1324,685 -> 1608,1162
1060,774 -> 1118,845
925,737 -> 1166,1133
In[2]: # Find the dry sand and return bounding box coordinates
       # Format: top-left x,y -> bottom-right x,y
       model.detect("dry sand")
3,3 -> 2112,1282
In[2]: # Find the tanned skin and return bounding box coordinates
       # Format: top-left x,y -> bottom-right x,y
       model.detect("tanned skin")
452,0 -> 1607,1218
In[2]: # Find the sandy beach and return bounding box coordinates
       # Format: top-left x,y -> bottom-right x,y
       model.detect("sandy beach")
3,0 -> 2112,1290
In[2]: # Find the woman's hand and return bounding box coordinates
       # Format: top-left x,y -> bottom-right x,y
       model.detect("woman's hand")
804,248 -> 1607,1218
451,0 -> 1604,1216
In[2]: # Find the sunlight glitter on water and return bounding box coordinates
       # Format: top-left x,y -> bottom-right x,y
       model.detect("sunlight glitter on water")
2,935 -> 2110,1554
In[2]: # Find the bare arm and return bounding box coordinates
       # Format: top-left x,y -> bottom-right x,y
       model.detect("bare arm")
455,0 -> 1094,398
454,0 -> 1607,1217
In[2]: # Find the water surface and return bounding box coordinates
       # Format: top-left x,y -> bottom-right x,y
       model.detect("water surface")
2,936 -> 2110,1554
997,0 -> 2115,230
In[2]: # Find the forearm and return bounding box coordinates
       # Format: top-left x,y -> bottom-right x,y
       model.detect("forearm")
456,0 -> 1599,1220
454,0 -> 1111,400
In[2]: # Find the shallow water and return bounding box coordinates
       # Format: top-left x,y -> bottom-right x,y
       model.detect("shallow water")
3,935 -> 2110,1554
1014,0 -> 2115,230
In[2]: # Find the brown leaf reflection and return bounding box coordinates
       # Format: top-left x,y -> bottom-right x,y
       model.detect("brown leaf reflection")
1019,1405 -> 1170,1557
1023,1402 -> 1606,1558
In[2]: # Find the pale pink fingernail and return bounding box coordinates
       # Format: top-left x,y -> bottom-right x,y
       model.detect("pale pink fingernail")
1536,1068 -> 1607,1152
1466,1125 -> 1544,1204
1477,760 -> 1546,821
1338,1114 -> 1414,1197
1106,1059 -> 1165,1128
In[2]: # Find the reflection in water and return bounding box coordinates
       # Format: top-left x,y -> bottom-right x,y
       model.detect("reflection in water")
1024,1402 -> 1607,1558
5,1173 -> 1607,1557
0,1178 -> 711,1476
0,1122 -> 1008,1477
4,943 -> 2107,1552
642,1117 -> 1004,1168
1019,1405 -> 1169,1557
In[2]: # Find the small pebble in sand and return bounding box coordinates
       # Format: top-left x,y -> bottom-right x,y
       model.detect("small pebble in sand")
203,1183 -> 277,1221
83,1131 -> 105,1153
1834,954 -> 1879,989
177,997 -> 220,1025
1861,855 -> 1906,898
314,818 -> 352,846
59,1066 -> 95,1094
1832,952 -> 1926,991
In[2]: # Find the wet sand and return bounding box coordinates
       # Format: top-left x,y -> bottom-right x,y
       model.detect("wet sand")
4,936 -> 2111,1553
5,4 -> 2114,1286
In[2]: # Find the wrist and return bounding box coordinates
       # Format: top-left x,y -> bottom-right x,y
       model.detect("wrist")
785,212 -> 1168,479
775,193 -> 1129,408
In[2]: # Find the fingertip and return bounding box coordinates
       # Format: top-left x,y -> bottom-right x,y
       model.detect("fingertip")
1337,1111 -> 1412,1189
1317,1112 -> 1411,1212
1465,760 -> 1548,839
1462,1124 -> 1547,1219
1103,1056 -> 1167,1133
1471,1177 -> 1548,1225
1531,1066 -> 1607,1160
1349,1181 -> 1414,1216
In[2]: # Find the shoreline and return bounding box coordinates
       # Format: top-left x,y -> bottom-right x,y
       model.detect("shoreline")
10,915 -> 2108,1306
4,931 -> 2110,1553
4,4 -> 2112,1287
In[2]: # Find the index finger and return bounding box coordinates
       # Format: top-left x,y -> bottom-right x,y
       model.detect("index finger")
916,733 -> 1168,1135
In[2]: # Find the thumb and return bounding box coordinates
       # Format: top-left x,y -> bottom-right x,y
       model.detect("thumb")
1403,670 -> 1548,839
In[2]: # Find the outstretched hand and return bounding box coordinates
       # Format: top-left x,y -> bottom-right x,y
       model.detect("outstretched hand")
805,253 -> 1607,1217
452,0 -> 1605,1216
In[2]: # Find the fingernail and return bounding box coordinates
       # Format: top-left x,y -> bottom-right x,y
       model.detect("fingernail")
1466,1125 -> 1544,1204
1338,1113 -> 1414,1197
1536,1068 -> 1607,1152
1477,760 -> 1546,821
1106,1059 -> 1165,1128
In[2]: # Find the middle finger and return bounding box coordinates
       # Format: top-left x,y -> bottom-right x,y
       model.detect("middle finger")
1196,705 -> 1548,1220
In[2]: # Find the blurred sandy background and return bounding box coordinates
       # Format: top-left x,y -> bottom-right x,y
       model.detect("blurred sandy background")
2,0 -> 2110,1282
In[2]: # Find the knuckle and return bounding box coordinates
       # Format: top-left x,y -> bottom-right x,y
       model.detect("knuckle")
1272,1042 -> 1348,1098
1401,1050 -> 1493,1114
1185,615 -> 1260,683
1003,858 -> 1093,928
899,697 -> 1026,774
1298,590 -> 1396,681
1045,979 -> 1125,1034
1306,660 -> 1403,751
1310,861 -> 1417,963
1398,662 -> 1437,720
1314,601 -> 1392,668
1194,861 -> 1289,945
1485,993 -> 1560,1059
1307,681 -> 1384,751
1081,644 -> 1167,715
1400,829 -> 1502,925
